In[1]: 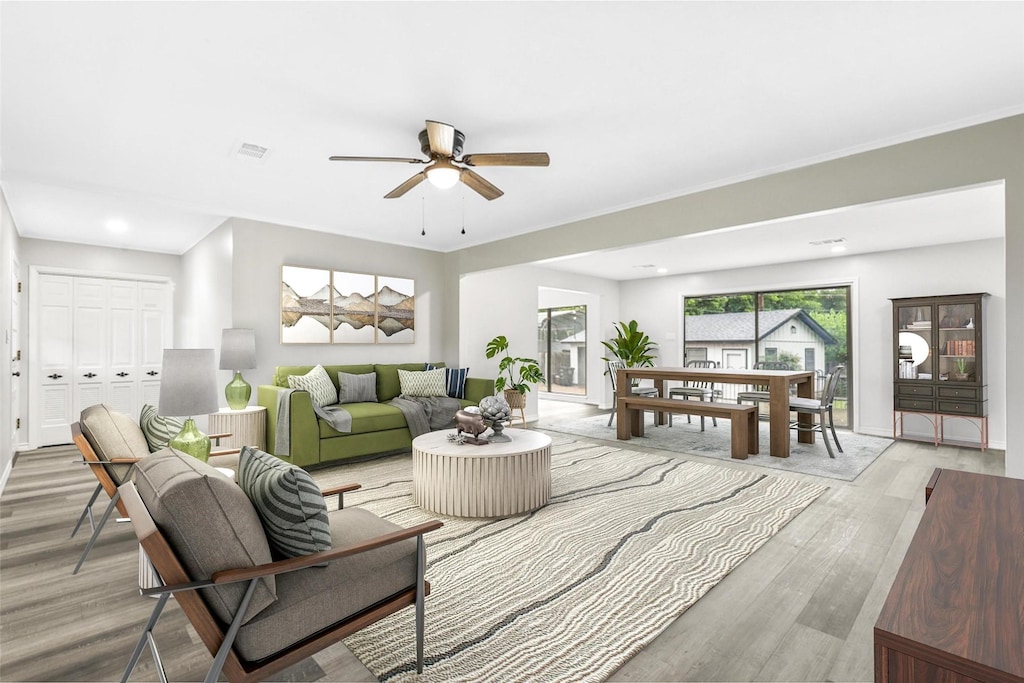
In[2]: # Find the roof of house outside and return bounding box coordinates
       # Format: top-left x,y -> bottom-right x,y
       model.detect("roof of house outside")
684,309 -> 838,345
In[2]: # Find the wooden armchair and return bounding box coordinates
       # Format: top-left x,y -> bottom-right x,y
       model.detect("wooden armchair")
118,449 -> 442,683
70,404 -> 237,575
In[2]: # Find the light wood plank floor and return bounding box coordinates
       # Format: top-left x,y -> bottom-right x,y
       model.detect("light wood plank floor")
0,402 -> 1005,682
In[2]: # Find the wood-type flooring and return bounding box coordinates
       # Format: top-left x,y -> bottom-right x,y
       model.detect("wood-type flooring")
0,402 -> 1006,682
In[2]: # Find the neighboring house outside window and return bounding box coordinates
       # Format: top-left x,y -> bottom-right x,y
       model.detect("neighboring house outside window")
765,347 -> 779,361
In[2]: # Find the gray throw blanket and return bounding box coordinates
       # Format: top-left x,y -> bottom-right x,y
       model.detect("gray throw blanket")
389,396 -> 462,438
275,388 -> 353,456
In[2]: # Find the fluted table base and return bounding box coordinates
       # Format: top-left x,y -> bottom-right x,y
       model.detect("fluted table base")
412,428 -> 552,518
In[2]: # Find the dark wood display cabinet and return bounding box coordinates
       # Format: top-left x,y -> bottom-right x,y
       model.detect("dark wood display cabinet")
890,293 -> 989,450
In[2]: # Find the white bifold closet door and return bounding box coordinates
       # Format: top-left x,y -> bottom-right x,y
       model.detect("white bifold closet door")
35,273 -> 171,446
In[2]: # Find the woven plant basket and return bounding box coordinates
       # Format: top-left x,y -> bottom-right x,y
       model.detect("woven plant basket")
503,389 -> 526,409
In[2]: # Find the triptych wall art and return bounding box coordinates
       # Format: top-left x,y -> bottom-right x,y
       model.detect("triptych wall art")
281,265 -> 415,344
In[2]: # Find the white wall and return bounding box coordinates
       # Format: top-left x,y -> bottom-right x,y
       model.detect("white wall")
0,188 -> 21,491
228,218 -> 448,389
618,238 -> 1006,447
462,265 -> 620,419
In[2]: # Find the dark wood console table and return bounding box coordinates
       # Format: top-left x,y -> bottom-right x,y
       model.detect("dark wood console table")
874,468 -> 1024,682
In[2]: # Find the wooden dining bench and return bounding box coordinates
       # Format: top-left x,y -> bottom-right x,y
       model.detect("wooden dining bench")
616,396 -> 759,459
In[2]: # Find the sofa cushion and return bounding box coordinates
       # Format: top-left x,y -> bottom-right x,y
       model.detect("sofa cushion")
287,365 -> 338,407
374,363 -> 438,402
232,507 -> 418,662
398,368 -> 447,397
319,402 -> 407,438
237,446 -> 331,559
133,449 -> 276,625
426,363 -> 470,399
338,371 -> 378,404
80,403 -> 152,485
273,364 -> 374,389
139,403 -> 183,453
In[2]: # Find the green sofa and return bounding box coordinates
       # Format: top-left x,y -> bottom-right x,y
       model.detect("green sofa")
258,363 -> 495,468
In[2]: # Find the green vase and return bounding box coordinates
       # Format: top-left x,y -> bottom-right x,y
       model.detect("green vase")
224,371 -> 252,410
169,418 -> 212,463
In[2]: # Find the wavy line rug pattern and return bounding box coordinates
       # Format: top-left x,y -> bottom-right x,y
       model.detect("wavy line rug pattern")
312,436 -> 828,683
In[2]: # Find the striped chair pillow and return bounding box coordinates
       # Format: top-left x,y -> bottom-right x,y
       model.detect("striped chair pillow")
139,403 -> 184,453
237,446 -> 331,559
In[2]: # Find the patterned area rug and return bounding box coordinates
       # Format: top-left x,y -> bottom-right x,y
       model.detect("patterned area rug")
312,436 -> 828,682
542,413 -> 893,481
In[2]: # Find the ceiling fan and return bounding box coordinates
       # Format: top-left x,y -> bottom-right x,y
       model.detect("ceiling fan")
329,120 -> 550,201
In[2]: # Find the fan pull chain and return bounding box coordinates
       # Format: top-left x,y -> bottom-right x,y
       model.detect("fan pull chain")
421,197 -> 426,236
461,195 -> 466,235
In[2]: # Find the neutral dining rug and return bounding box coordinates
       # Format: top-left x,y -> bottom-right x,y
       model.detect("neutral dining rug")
542,413 -> 893,481
312,436 -> 828,683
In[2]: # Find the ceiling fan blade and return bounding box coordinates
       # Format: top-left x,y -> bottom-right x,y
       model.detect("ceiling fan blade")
384,172 -> 427,199
425,120 -> 456,157
329,155 -> 426,164
460,169 -> 504,201
460,152 -> 550,167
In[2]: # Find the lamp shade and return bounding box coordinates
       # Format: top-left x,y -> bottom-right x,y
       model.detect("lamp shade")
219,328 -> 256,370
158,349 -> 220,417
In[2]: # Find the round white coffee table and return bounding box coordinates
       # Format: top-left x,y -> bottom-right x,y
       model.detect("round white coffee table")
412,428 -> 552,518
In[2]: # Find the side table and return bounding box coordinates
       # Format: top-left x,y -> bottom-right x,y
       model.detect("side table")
209,405 -> 267,451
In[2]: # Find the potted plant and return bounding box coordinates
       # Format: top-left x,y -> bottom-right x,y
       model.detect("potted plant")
601,320 -> 658,368
953,357 -> 970,382
484,335 -> 546,411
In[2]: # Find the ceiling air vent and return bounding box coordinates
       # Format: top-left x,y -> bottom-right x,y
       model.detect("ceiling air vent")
235,142 -> 270,162
808,237 -> 845,246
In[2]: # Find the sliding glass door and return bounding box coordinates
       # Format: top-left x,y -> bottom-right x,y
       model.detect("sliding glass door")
537,306 -> 587,395
683,286 -> 851,426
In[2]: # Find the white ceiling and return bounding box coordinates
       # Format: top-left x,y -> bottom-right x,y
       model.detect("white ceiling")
2,2 -> 1022,270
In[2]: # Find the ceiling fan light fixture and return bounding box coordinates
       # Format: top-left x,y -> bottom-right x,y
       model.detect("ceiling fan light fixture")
426,161 -> 461,190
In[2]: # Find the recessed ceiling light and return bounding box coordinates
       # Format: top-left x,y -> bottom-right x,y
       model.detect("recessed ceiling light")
106,219 -> 129,233
657,267 -> 668,274
831,244 -> 847,253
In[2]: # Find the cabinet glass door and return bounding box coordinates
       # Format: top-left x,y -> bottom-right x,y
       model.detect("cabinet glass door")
938,301 -> 977,382
896,304 -> 932,379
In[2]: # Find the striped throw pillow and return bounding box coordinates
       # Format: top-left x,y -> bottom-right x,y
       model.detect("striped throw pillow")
139,403 -> 184,453
398,368 -> 448,397
426,364 -> 470,399
338,371 -> 377,404
287,365 -> 338,407
237,446 -> 331,559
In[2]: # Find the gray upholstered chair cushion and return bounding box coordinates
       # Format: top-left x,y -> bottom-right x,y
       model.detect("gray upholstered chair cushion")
232,507 -> 418,662
80,403 -> 152,484
133,449 -> 277,625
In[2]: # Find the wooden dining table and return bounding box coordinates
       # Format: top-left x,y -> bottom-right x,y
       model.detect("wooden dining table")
616,366 -> 816,457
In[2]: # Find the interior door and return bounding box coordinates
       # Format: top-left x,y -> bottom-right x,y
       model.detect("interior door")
38,274 -> 74,445
73,278 -> 108,418
106,281 -> 138,415
138,282 -> 168,409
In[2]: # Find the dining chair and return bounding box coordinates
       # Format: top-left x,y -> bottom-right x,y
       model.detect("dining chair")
606,360 -> 660,427
736,360 -> 792,419
668,360 -> 719,431
788,365 -> 845,458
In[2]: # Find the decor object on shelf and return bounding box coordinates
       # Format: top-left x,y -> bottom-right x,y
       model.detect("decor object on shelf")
479,394 -> 512,442
953,357 -> 970,382
485,335 -> 545,424
219,328 -> 257,410
281,266 -> 415,344
158,349 -> 220,462
328,119 -> 550,201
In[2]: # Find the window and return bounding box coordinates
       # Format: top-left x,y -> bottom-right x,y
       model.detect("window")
537,306 -> 586,395
804,347 -> 815,373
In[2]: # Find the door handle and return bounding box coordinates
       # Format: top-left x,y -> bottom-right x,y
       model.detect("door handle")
146,371 -> 158,376
48,373 -> 63,380
116,372 -> 129,377
83,372 -> 96,378
12,371 -> 20,377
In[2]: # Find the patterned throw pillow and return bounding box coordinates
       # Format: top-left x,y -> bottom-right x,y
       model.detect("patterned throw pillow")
398,368 -> 448,397
338,371 -> 377,404
237,446 -> 332,559
287,365 -> 338,407
425,364 -> 470,399
139,403 -> 184,453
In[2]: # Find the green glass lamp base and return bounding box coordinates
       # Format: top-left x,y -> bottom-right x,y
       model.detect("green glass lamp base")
225,371 -> 252,410
169,418 -> 212,463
